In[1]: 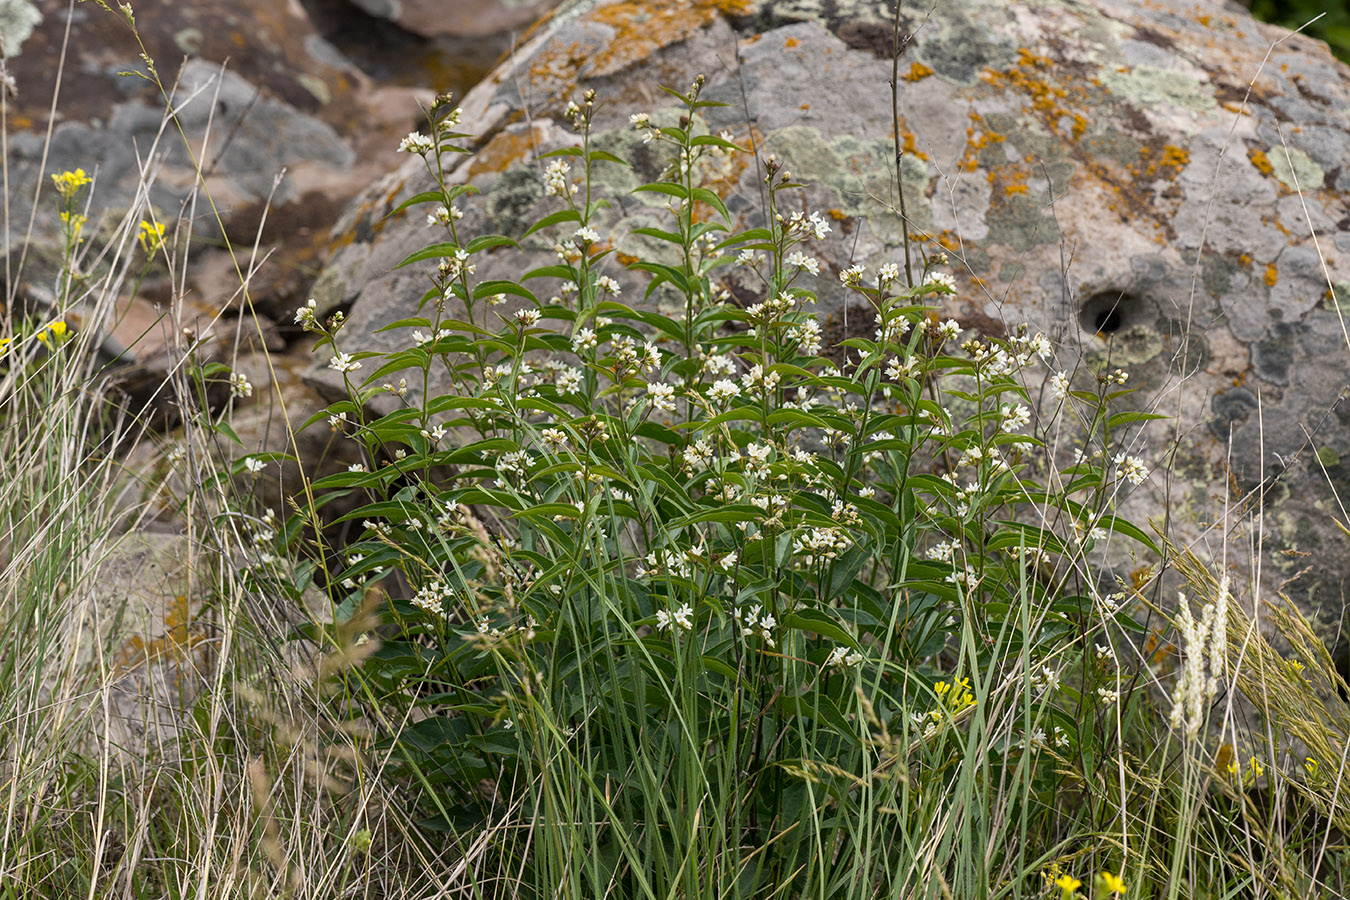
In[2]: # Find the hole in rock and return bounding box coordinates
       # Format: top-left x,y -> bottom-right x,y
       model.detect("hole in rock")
1078,291 -> 1143,336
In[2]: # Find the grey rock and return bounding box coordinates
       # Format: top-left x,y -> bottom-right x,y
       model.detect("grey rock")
310,0 -> 1350,643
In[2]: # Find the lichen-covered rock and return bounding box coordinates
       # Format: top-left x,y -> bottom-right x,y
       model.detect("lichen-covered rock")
341,0 -> 563,39
2,0 -> 444,322
312,0 -> 1350,647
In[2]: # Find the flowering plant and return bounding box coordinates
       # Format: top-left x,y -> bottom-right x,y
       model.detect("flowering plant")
287,79 -> 1165,894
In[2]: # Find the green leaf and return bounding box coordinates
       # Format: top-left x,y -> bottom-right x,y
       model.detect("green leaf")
522,209 -> 582,238
395,241 -> 461,269
783,609 -> 858,649
634,182 -> 689,200
587,149 -> 631,166
690,187 -> 730,223
472,281 -> 538,303
467,234 -> 517,254
387,189 -> 447,217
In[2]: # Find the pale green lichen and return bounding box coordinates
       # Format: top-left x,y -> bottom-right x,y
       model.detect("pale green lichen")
0,0 -> 40,58
1098,65 -> 1216,113
1266,145 -> 1324,191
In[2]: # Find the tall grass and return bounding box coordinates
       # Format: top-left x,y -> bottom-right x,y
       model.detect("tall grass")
6,2 -> 1350,898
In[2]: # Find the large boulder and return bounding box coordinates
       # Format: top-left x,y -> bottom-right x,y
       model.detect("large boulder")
309,0 -> 1350,645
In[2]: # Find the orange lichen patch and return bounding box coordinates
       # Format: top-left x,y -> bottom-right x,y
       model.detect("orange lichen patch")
1264,263 -> 1278,286
784,36 -> 800,48
958,112 -> 1006,172
934,230 -> 962,252
584,0 -> 751,77
1071,113 -> 1088,140
230,31 -> 245,46
901,129 -> 929,162
1138,143 -> 1190,177
827,208 -> 848,220
1004,183 -> 1028,195
904,61 -> 934,82
466,128 -> 546,178
1196,13 -> 1212,26
1238,253 -> 1252,266
109,594 -> 208,678
616,251 -> 640,266
1248,148 -> 1274,176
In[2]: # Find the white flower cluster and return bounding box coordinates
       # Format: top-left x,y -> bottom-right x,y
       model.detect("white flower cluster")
427,203 -> 463,227
923,271 -> 956,293
1114,453 -> 1149,486
790,317 -> 822,356
644,547 -> 694,579
738,604 -> 777,647
398,131 -> 434,154
229,371 -> 253,399
746,291 -> 798,322
826,645 -> 864,671
786,210 -> 831,240
412,579 -> 455,616
792,526 -> 850,566
544,159 -> 576,197
655,603 -> 694,632
1029,664 -> 1059,695
1169,579 -> 1229,741
647,381 -> 677,412
785,250 -> 819,276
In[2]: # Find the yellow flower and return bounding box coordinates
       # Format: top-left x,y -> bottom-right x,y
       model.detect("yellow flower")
1306,757 -> 1319,778
138,219 -> 165,254
36,320 -> 68,346
51,168 -> 92,200
1098,870 -> 1126,895
1054,874 -> 1082,897
1249,757 -> 1264,779
59,210 -> 87,233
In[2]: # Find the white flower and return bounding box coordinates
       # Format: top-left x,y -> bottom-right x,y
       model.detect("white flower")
426,204 -> 462,226
229,372 -> 253,399
792,526 -> 850,566
398,131 -> 435,154
294,298 -> 319,331
574,226 -> 600,243
514,308 -> 541,328
1000,404 -> 1031,433
544,159 -> 575,197
411,580 -> 452,616
672,603 -> 694,631
875,263 -> 899,287
786,250 -> 820,276
348,462 -> 367,473
1097,686 -> 1120,704
243,456 -> 265,474
1115,453 -> 1148,486
571,328 -> 597,354
708,379 -> 741,405
629,112 -> 651,128
1050,371 -> 1070,399
790,317 -> 822,356
596,275 -> 621,295
924,271 -> 956,293
826,645 -> 864,671
329,352 -> 361,373
839,264 -> 864,286
327,411 -> 347,431
937,319 -> 962,342
646,381 -> 676,412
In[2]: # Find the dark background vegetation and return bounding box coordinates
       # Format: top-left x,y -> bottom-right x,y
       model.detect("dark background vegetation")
1248,0 -> 1350,60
